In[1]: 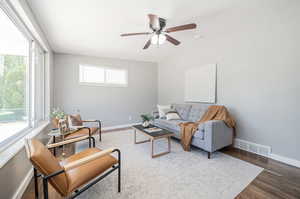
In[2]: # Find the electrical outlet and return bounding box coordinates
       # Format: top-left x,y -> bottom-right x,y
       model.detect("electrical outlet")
129,116 -> 132,121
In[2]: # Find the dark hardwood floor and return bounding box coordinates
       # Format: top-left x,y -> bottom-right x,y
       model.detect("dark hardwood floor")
221,147 -> 300,199
22,130 -> 300,199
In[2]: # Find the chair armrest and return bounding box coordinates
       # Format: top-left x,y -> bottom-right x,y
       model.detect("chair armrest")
71,125 -> 85,129
47,135 -> 90,149
82,120 -> 101,130
63,148 -> 118,171
82,120 -> 100,123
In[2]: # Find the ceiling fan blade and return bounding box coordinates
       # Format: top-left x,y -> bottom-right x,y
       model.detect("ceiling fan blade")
143,39 -> 151,49
165,23 -> 197,33
148,14 -> 159,30
120,32 -> 151,37
165,34 -> 180,45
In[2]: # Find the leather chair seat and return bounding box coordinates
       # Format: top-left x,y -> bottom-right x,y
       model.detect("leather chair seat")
60,148 -> 118,193
64,127 -> 98,140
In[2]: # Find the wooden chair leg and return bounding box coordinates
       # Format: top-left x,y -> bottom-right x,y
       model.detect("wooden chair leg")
33,168 -> 39,199
43,178 -> 48,199
118,165 -> 121,192
117,151 -> 121,193
91,136 -> 95,147
99,126 -> 102,142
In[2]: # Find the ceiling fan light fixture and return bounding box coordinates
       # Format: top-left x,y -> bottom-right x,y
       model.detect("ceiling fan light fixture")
120,14 -> 196,49
151,34 -> 166,45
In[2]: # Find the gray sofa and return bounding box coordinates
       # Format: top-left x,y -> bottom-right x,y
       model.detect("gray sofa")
153,103 -> 234,158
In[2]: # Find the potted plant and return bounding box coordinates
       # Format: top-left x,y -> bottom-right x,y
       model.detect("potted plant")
50,108 -> 66,128
140,114 -> 154,128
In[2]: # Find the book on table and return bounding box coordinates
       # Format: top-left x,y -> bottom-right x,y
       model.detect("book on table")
144,127 -> 162,133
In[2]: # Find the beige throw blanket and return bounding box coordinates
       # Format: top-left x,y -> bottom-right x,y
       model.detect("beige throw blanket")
179,105 -> 236,151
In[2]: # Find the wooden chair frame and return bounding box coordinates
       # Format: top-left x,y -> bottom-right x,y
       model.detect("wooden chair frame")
50,127 -> 95,156
81,120 -> 102,141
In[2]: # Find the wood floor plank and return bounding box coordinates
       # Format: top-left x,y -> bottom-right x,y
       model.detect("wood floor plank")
221,147 -> 300,199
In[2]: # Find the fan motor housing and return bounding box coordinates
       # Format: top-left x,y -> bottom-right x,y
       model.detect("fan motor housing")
159,18 -> 166,30
150,17 -> 166,31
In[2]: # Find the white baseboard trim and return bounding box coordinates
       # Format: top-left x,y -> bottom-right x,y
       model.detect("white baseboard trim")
12,168 -> 33,199
269,153 -> 300,168
234,138 -> 300,168
102,123 -> 140,131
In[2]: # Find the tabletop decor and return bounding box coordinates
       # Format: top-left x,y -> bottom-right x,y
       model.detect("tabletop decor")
140,114 -> 154,128
50,107 -> 66,127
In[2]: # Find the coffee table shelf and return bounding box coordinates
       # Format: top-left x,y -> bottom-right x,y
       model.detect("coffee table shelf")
132,125 -> 174,158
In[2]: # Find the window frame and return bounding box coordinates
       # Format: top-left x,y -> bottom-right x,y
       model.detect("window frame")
79,64 -> 128,87
32,42 -> 46,125
0,2 -> 48,151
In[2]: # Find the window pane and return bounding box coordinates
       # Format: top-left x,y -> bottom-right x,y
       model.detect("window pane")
34,43 -> 45,122
106,69 -> 127,85
0,8 -> 29,143
80,65 -> 105,83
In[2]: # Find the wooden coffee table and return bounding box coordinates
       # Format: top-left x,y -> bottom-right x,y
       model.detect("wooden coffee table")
132,124 -> 174,158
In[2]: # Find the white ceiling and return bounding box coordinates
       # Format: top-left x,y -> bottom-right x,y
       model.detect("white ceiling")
27,0 -> 238,62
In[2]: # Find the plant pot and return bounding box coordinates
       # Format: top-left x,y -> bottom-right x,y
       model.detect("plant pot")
142,121 -> 150,128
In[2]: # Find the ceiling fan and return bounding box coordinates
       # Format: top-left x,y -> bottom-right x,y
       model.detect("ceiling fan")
120,14 -> 197,49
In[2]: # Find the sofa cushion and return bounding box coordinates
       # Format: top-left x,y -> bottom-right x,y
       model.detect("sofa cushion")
172,104 -> 191,120
154,119 -> 204,140
157,104 -> 171,118
166,111 -> 181,120
188,104 -> 211,122
154,119 -> 184,132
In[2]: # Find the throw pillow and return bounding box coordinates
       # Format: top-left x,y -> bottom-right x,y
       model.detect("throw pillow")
166,110 -> 181,120
157,104 -> 171,118
68,114 -> 83,128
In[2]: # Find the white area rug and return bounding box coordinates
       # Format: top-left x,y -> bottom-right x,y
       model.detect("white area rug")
76,129 -> 263,199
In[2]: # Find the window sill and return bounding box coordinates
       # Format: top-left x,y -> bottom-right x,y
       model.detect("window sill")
0,121 -> 50,168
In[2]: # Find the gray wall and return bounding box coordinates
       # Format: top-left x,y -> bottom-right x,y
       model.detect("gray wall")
54,53 -> 158,127
0,127 -> 51,199
158,0 -> 300,161
0,149 -> 31,199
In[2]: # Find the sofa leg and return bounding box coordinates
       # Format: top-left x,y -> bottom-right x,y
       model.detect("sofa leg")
207,152 -> 211,159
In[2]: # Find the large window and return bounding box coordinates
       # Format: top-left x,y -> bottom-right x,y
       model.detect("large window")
0,7 -> 30,143
79,65 -> 128,87
0,6 -> 46,146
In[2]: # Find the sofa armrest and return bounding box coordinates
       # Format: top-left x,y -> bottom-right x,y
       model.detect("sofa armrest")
200,120 -> 233,152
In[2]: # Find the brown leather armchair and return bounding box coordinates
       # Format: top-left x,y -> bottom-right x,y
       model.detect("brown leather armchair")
52,114 -> 102,142
25,138 -> 121,199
